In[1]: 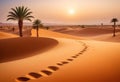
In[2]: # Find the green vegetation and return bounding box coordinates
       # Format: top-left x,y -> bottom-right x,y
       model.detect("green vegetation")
33,19 -> 43,37
7,6 -> 34,37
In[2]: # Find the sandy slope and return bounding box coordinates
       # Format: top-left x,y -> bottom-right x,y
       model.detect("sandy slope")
0,37 -> 58,63
32,29 -> 84,40
0,29 -> 120,82
31,40 -> 120,82
0,31 -> 18,39
0,30 -> 84,82
90,33 -> 120,42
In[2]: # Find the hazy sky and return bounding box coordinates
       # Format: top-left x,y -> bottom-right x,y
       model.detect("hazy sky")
0,0 -> 120,25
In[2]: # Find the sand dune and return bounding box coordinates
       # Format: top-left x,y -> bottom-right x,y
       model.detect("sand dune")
0,37 -> 58,63
0,29 -> 120,82
0,30 -> 85,82
31,40 -> 120,82
51,27 -> 120,42
31,29 -> 84,40
52,27 -> 120,36
0,31 -> 18,39
90,33 -> 120,42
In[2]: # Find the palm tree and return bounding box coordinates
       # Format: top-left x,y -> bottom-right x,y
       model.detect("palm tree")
111,18 -> 118,37
33,19 -> 43,37
7,6 -> 34,37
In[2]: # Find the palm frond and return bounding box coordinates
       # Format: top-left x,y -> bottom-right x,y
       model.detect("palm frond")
111,18 -> 118,22
25,16 -> 34,19
23,7 -> 30,16
24,12 -> 33,17
33,19 -> 42,28
8,12 -> 18,17
7,18 -> 17,21
11,8 -> 18,16
25,18 -> 32,21
7,6 -> 34,21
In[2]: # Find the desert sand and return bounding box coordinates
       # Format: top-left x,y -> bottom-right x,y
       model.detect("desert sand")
51,26 -> 120,42
0,28 -> 120,82
0,31 -> 18,39
0,37 -> 58,63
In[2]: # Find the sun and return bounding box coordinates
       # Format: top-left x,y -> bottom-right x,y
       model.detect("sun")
68,9 -> 75,15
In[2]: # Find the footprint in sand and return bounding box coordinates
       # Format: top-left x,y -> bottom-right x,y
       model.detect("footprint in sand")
78,52 -> 83,54
57,63 -> 63,66
75,54 -> 80,56
62,61 -> 69,64
67,59 -> 73,61
81,49 -> 86,53
48,66 -> 59,71
57,61 -> 69,66
41,70 -> 53,75
28,72 -> 42,79
71,56 -> 77,58
16,42 -> 88,82
16,77 -> 30,82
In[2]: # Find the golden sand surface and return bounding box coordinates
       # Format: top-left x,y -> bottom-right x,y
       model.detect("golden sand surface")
0,29 -> 120,82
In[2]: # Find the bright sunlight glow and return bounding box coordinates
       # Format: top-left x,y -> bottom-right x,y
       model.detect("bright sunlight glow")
68,9 -> 75,15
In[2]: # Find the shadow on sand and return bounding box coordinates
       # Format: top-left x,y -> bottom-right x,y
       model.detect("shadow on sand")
0,37 -> 58,63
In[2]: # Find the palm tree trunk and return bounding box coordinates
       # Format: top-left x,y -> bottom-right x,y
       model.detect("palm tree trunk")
36,26 -> 39,37
18,20 -> 23,37
113,22 -> 116,37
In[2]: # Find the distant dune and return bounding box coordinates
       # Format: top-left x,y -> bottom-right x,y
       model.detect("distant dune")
51,26 -> 120,42
51,26 -> 119,36
32,29 -> 83,40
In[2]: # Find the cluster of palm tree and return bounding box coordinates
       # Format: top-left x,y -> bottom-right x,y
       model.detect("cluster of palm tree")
7,6 -> 119,37
7,6 -> 43,37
